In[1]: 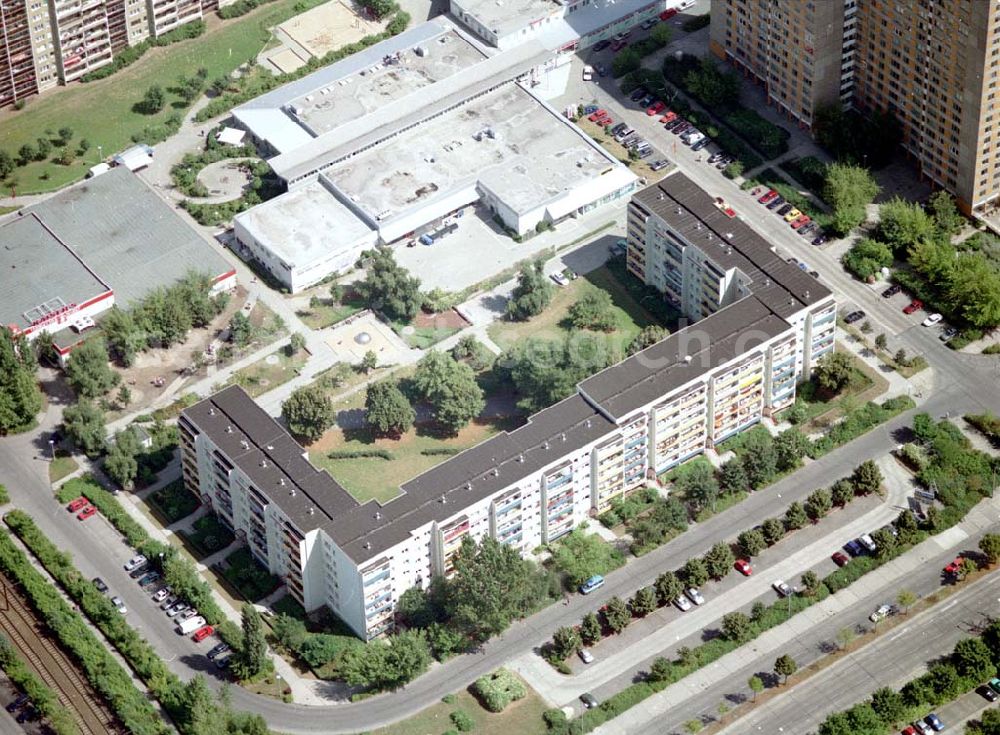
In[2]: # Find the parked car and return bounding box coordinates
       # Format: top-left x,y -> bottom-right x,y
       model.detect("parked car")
128,564 -> 150,579
124,555 -> 147,572
798,223 -> 817,237
610,38 -> 627,51
111,596 -> 127,615
550,272 -> 569,287
691,137 -> 711,151
758,189 -> 779,205
844,310 -> 866,324
659,110 -> 678,124
178,609 -> 200,622
579,575 -> 605,595
766,196 -> 787,210
989,677 -> 1000,693
882,284 -> 902,298
978,684 -> 999,702
943,556 -> 964,575
640,17 -> 659,29
650,159 -> 670,171
66,497 -> 88,512
587,108 -> 608,122
152,587 -> 171,603
940,326 -> 959,341
92,577 -> 108,592
77,505 -> 97,521
137,572 -> 161,588
165,602 -> 189,618
578,649 -> 594,664
582,65 -> 594,81
869,603 -> 893,622
593,39 -> 611,52
685,588 -> 705,605
192,625 -> 215,643
790,214 -> 811,229
812,235 -> 828,246
208,642 -> 231,660
673,122 -> 692,135
646,100 -> 666,116
831,551 -> 849,567
216,654 -> 233,670
903,299 -> 924,314
176,616 -> 207,635
715,156 -> 734,169
580,693 -> 599,709
913,721 -> 933,735
776,203 -> 794,217
734,559 -> 753,576
637,146 -> 654,159
6,693 -> 28,713
783,208 -> 802,222
844,539 -> 865,556
674,595 -> 692,612
922,313 -> 943,327
772,580 -> 793,597
629,87 -> 648,102
924,713 -> 944,732
639,95 -> 655,107
858,534 -> 877,553
160,595 -> 178,610
16,706 -> 38,724
611,122 -> 628,135
664,118 -> 684,131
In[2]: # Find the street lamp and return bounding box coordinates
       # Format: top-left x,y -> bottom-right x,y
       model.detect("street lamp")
97,144 -> 103,163
48,439 -> 55,460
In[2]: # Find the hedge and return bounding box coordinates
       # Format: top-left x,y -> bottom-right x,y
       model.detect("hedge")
0,525 -> 167,735
0,636 -> 80,735
807,396 -> 916,458
473,668 -> 527,713
79,21 -> 204,82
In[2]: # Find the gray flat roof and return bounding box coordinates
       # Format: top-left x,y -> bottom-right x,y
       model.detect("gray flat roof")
452,0 -> 564,38
0,214 -> 110,333
579,297 -> 791,421
633,173 -> 832,319
183,386 -> 360,531
233,178 -> 375,267
24,168 -> 234,308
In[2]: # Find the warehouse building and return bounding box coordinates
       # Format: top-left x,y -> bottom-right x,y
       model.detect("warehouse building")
0,167 -> 235,360
180,174 -> 836,640
230,18 -> 637,292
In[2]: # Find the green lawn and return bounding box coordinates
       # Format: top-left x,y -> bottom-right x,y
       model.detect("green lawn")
0,205 -> 20,216
295,294 -> 366,330
48,454 -> 78,484
147,479 -> 200,524
488,264 -> 661,354
227,348 -> 306,398
219,547 -> 279,601
0,0 -> 308,193
177,514 -> 234,559
787,345 -> 889,430
370,682 -> 547,735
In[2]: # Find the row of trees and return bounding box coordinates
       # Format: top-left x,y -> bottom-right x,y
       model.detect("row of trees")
0,328 -> 42,434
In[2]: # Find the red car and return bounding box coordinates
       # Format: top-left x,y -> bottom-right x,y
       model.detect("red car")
903,299 -> 924,314
77,505 -> 97,521
832,551 -> 849,567
192,625 -> 214,642
588,109 -> 608,122
659,110 -> 677,124
943,556 -> 963,575
646,101 -> 666,116
901,727 -> 917,735
594,114 -> 613,126
610,38 -> 627,51
734,559 -> 753,576
758,189 -> 779,205
790,214 -> 811,229
67,496 -> 89,512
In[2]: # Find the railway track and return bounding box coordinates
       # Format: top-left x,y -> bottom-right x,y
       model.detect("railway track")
0,576 -> 118,735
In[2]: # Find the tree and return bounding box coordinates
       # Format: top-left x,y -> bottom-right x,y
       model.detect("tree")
981,533 -> 1000,565
650,22 -> 672,46
78,139 -> 90,155
894,348 -> 908,366
139,84 -> 165,114
360,350 -> 378,374
580,612 -> 602,645
65,336 -> 119,398
841,238 -> 894,281
676,461 -> 719,510
872,527 -> 897,560
104,428 -> 141,489
506,259 -> 554,321
739,430 -> 778,488
959,557 -> 979,580
34,137 -> 51,160
874,333 -> 888,351
412,351 -> 484,434
355,248 -> 422,322
783,501 -> 808,531
654,571 -> 683,605
830,479 -> 854,507
288,332 -> 306,355
365,381 -> 414,437
750,601 -> 766,622
683,56 -> 741,108
100,307 -> 146,366
116,384 -> 131,409
229,311 -> 254,347
823,163 -> 880,236
0,150 -> 13,180
800,570 -> 820,596
704,542 -> 734,580
551,626 -> 581,660
56,126 -> 73,146
775,428 -> 810,472
774,654 -> 797,684
649,657 -> 673,682
630,586 -> 657,617
976,708 -> 1000,735
954,637 -> 995,681
721,612 -> 753,642
506,334 -> 617,412
804,487 -> 832,522
17,143 -> 34,166
896,589 -> 917,614
232,604 -> 270,680
927,190 -> 963,237
719,458 -> 749,495
814,351 -> 854,394
612,46 -> 641,77
62,399 -> 106,457
0,328 -> 41,433
738,528 -> 766,557
339,630 -> 431,692
604,596 -> 631,633
627,325 -> 668,356
681,558 -> 708,588
748,674 -> 764,701
835,626 -> 855,650
568,290 -> 616,331
281,384 -> 335,442
761,517 -> 785,545
451,335 -> 493,372
851,460 -> 883,495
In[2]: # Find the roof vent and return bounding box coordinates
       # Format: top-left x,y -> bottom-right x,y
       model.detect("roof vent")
543,441 -> 550,450
260,459 -> 267,468
561,433 -> 567,442
440,494 -> 447,504
676,207 -> 682,214
266,444 -> 274,451
278,478 -> 286,486
289,487 -> 297,497
240,440 -> 250,450
308,507 -> 315,516
764,279 -> 771,287
465,482 -> 472,490
696,223 -> 702,230
684,355 -> 693,363
364,541 -> 372,550
586,419 -> 592,428
804,290 -> 810,299
492,468 -> 499,477
725,232 -> 733,239
517,454 -> 524,463
208,407 -> 216,416
226,425 -> 233,433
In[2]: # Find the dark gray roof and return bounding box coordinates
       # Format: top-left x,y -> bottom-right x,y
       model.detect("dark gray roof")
632,173 -> 831,318
579,297 -> 790,421
24,168 -> 234,309
324,394 -> 614,564
0,214 -> 110,333
182,386 -> 359,531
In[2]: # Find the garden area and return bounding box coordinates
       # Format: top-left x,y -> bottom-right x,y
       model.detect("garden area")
295,285 -> 367,330
782,347 -> 886,429
546,529 -> 626,590
225,346 -> 307,398
178,514 -> 235,559
147,479 -> 199,524
217,547 -> 280,601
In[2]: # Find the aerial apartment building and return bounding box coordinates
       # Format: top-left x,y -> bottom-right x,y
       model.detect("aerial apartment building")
179,172 -> 837,641
710,0 -> 1000,215
0,0 -> 223,104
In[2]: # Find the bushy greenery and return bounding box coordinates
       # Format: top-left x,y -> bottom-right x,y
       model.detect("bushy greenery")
966,412 -> 1000,444
507,259 -> 554,321
0,636 -> 79,735
0,328 -> 41,434
598,486 -> 660,528
473,668 -> 527,712
79,21 -> 205,82
169,142 -> 253,196
181,160 -> 282,225
842,238 -> 894,281
354,247 -> 422,322
549,529 -> 625,588
812,103 -> 901,169
281,384 -> 335,441
808,396 -> 916,458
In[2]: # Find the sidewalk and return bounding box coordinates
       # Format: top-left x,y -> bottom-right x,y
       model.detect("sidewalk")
593,493 -> 1000,735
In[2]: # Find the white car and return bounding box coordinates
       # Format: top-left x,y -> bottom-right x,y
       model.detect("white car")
578,649 -> 594,664
152,587 -> 171,603
685,587 -> 705,606
922,313 -> 943,327
772,580 -> 793,597
582,65 -> 594,81
123,555 -> 147,572
178,608 -> 200,622
674,595 -> 692,612
111,596 -> 127,615
550,272 -> 569,287
869,603 -> 893,623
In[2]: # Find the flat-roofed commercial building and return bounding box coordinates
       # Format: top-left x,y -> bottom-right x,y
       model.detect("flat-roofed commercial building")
180,174 -> 836,641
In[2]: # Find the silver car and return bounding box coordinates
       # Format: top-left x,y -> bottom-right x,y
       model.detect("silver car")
685,587 -> 705,605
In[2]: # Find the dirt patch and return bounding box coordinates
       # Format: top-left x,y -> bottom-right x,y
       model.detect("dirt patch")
413,309 -> 470,330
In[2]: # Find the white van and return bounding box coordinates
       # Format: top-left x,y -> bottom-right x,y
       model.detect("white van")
683,132 -> 705,146
86,163 -> 111,179
176,615 -> 206,635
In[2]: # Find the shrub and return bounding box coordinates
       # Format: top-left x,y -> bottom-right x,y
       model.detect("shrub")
0,636 -> 78,735
473,669 -> 526,712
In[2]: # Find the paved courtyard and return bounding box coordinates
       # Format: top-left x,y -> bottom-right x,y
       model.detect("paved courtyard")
323,311 -> 412,364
